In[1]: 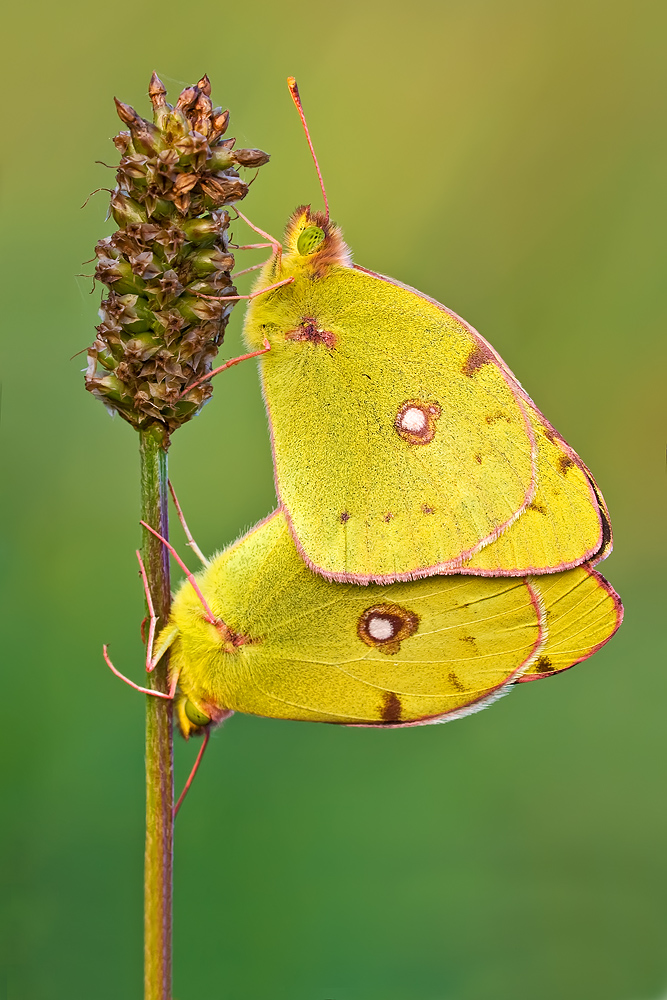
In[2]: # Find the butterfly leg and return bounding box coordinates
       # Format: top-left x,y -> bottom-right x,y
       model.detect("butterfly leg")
232,207 -> 282,260
173,727 -> 211,818
102,644 -> 173,699
194,205 -> 293,302
168,670 -> 180,699
139,521 -> 234,645
180,338 -> 271,396
231,261 -> 268,277
194,276 -> 294,303
136,549 -> 158,671
233,242 -> 275,251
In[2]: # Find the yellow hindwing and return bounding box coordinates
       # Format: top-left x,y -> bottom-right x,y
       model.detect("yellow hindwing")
166,511 -> 545,727
521,565 -> 623,680
460,403 -> 605,574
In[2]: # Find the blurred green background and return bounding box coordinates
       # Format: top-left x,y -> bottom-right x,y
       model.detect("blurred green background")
1,0 -> 665,997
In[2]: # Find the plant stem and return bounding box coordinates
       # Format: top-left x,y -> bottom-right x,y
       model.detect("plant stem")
140,424 -> 173,1000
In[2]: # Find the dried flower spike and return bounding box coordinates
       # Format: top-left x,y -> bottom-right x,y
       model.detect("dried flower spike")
85,72 -> 270,434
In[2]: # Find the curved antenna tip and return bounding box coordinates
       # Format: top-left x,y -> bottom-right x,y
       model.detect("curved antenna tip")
286,77 -> 329,221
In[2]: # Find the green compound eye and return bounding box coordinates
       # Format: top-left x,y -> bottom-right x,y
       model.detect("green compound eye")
297,226 -> 325,255
184,700 -> 211,727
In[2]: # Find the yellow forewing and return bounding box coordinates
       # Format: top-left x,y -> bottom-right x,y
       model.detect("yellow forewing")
245,263 -> 537,583
520,565 -> 623,680
244,241 -> 607,582
167,511 -> 545,728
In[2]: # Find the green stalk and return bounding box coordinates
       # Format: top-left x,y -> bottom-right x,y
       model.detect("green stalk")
83,73 -> 269,998
140,425 -> 173,1000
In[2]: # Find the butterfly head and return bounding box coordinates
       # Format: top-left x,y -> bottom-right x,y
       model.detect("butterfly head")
175,692 -> 212,739
281,205 -> 352,276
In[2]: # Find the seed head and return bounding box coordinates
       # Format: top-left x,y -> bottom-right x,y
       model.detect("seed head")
84,73 -> 270,434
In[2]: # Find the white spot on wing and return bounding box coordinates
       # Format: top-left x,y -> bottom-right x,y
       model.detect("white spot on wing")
367,616 -> 396,640
400,407 -> 427,432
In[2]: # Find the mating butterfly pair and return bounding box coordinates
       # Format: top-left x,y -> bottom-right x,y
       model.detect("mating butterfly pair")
108,79 -> 621,746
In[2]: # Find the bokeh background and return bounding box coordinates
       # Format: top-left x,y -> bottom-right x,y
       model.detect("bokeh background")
1,1 -> 665,997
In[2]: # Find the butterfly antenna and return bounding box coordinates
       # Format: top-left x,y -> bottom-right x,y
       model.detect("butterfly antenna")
287,77 -> 329,222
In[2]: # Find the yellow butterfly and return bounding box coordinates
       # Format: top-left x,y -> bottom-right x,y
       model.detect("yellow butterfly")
241,80 -> 611,584
145,509 -> 621,737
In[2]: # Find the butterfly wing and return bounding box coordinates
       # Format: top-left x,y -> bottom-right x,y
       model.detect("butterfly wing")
245,266 -> 537,583
460,402 -> 609,574
518,565 -> 623,681
169,511 -> 546,727
245,262 -> 607,582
